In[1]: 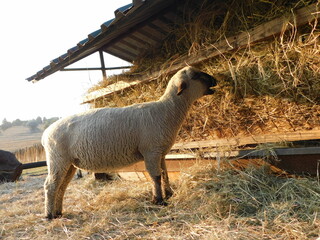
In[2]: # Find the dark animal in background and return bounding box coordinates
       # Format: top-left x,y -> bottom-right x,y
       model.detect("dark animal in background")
0,150 -> 23,183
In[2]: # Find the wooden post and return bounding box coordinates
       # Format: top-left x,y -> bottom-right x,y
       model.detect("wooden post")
99,50 -> 107,80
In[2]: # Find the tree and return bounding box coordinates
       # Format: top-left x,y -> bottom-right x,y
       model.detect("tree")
43,117 -> 60,130
35,116 -> 43,125
12,118 -> 23,126
1,118 -> 12,131
26,120 -> 40,133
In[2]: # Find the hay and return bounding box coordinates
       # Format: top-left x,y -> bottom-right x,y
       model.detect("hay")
14,143 -> 45,164
1,164 -> 319,239
88,0 -> 320,142
172,163 -> 320,239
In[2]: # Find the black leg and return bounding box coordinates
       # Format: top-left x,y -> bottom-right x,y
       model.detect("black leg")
151,175 -> 167,205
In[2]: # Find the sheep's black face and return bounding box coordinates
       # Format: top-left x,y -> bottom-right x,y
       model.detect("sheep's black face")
193,71 -> 217,95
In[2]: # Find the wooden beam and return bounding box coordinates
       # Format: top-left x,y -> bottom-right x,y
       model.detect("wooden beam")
82,79 -> 153,104
82,3 -> 320,103
117,146 -> 320,175
99,50 -> 107,79
172,129 -> 320,150
61,66 -> 131,71
82,72 -> 160,103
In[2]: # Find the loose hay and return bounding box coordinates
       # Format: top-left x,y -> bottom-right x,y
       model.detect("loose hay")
1,165 -> 319,239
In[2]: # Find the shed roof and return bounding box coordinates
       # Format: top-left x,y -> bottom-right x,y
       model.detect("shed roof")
27,0 -> 183,82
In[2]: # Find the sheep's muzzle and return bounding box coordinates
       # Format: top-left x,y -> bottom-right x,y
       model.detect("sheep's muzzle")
201,72 -> 217,95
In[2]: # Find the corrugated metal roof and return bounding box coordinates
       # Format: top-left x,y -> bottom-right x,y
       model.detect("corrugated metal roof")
27,0 -> 183,82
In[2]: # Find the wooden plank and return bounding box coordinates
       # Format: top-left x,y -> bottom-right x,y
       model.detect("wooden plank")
104,48 -> 136,63
82,3 -> 320,104
119,171 -> 186,181
82,77 -> 157,103
109,41 -> 141,56
240,146 -> 320,157
172,129 -> 320,150
118,172 -> 146,181
139,25 -> 167,41
107,44 -> 138,59
61,66 -> 131,71
274,154 -> 320,175
117,158 -> 286,175
83,79 -> 147,103
115,146 -> 320,175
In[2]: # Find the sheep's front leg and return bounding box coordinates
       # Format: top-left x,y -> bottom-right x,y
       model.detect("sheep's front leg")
144,153 -> 166,205
150,175 -> 166,205
161,157 -> 173,199
44,159 -> 73,219
44,174 -> 60,219
55,165 -> 77,217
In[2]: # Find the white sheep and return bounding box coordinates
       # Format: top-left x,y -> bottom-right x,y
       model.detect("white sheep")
42,66 -> 217,219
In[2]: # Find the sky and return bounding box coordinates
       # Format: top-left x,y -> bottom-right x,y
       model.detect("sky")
0,0 -> 130,122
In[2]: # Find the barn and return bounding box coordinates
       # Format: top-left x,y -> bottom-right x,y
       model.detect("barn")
27,0 -> 320,177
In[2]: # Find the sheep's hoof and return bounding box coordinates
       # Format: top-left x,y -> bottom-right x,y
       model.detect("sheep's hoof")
164,190 -> 173,199
45,212 -> 62,220
159,201 -> 168,206
45,214 -> 54,220
152,197 -> 168,206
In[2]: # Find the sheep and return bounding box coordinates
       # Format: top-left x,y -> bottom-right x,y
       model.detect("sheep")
42,66 -> 217,219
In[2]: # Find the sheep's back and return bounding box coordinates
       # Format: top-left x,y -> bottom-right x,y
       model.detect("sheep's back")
42,107 -> 141,171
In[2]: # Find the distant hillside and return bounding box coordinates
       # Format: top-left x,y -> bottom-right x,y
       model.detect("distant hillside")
0,126 -> 43,152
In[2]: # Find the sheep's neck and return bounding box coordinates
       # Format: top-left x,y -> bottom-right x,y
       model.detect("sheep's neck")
158,94 -> 193,131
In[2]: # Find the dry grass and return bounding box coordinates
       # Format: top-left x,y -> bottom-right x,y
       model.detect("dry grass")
14,143 -> 45,164
1,163 -> 319,239
0,126 -> 42,152
0,126 -> 46,164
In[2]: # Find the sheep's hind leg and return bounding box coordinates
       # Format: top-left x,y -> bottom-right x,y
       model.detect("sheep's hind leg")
161,157 -> 173,199
144,154 -> 166,205
55,165 -> 77,217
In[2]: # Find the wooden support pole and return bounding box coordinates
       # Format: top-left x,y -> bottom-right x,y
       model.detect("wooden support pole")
99,50 -> 107,80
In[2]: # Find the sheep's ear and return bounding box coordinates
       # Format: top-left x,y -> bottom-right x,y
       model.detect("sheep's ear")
177,81 -> 187,95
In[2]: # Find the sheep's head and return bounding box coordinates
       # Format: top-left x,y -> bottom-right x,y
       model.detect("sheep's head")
175,66 -> 217,98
